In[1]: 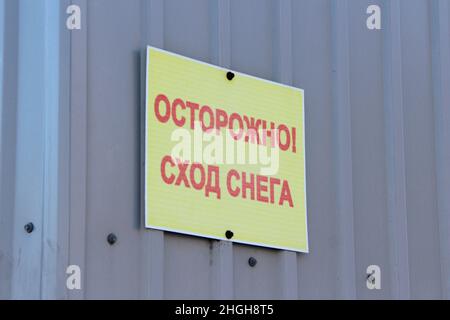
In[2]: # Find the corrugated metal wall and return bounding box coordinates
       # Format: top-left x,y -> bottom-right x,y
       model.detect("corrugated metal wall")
1,0 -> 449,299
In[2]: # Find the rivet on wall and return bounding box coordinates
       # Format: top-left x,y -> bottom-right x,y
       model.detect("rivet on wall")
24,222 -> 34,234
107,233 -> 117,245
248,257 -> 257,267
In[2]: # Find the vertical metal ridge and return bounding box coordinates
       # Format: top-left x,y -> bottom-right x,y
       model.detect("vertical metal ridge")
382,0 -> 410,299
211,0 -> 231,69
141,230 -> 165,299
141,0 -> 165,300
56,0 -> 72,300
41,0 -> 71,299
12,0 -> 48,299
431,0 -> 450,299
41,0 -> 60,298
273,0 -> 298,300
0,0 -> 19,299
280,250 -> 298,299
0,0 -> 7,297
330,0 -> 356,299
209,0 -> 234,300
0,0 -> 4,142
274,0 -> 293,85
147,0 -> 164,50
210,240 -> 234,299
69,0 -> 88,299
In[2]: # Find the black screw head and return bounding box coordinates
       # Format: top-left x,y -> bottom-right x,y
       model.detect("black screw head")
226,71 -> 235,81
24,223 -> 34,234
225,230 -> 234,239
248,257 -> 257,267
107,233 -> 117,245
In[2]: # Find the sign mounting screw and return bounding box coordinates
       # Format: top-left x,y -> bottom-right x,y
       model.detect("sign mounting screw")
225,230 -> 234,239
107,233 -> 117,245
226,71 -> 235,81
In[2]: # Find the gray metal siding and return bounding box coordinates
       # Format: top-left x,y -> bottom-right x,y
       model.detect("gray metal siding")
1,0 -> 450,299
402,0 -> 441,298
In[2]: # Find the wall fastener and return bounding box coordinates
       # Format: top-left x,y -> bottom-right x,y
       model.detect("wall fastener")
107,233 -> 117,245
248,257 -> 257,267
24,223 -> 34,234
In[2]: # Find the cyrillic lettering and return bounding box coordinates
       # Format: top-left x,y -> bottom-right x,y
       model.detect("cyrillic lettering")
278,124 -> 291,151
154,94 -> 171,123
242,172 -> 255,200
256,175 -> 269,203
189,163 -> 206,190
205,165 -> 221,199
171,98 -> 186,127
279,180 -> 294,207
175,160 -> 190,188
269,178 -> 281,204
227,169 -> 240,197
161,155 -> 175,184
186,101 -> 199,129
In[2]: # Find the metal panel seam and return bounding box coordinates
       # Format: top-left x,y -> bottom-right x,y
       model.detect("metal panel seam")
209,0 -> 234,300
141,0 -> 165,300
273,0 -> 299,300
40,0 -> 71,299
431,0 -> 450,299
0,0 -> 19,300
331,0 -> 357,299
69,0 -> 88,299
382,0 -> 411,299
